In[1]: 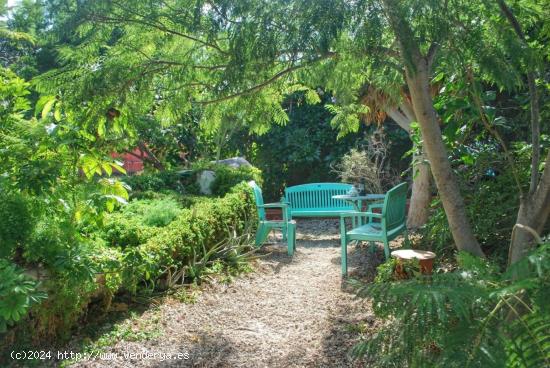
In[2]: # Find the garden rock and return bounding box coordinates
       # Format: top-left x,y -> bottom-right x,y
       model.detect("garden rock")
197,170 -> 216,194
212,156 -> 252,168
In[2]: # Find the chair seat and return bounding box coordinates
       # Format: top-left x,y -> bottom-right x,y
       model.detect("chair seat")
260,219 -> 296,227
347,223 -> 383,238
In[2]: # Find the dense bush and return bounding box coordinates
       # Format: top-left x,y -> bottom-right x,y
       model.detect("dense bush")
353,245 -> 550,367
419,147 -> 527,262
0,260 -> 46,333
122,164 -> 262,199
0,181 -> 256,349
101,215 -> 161,248
120,182 -> 256,292
220,91 -> 410,200
207,164 -> 262,196
122,171 -> 184,193
100,196 -> 183,248
0,192 -> 34,258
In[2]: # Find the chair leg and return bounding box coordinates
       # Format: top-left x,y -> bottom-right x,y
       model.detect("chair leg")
255,225 -> 270,247
287,222 -> 296,256
282,224 -> 288,242
403,229 -> 411,247
383,238 -> 391,260
341,236 -> 348,277
369,241 -> 377,254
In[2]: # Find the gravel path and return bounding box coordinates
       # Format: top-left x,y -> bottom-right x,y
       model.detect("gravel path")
74,219 -> 386,368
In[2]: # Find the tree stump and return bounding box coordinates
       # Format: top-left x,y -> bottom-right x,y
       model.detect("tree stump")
391,249 -> 436,278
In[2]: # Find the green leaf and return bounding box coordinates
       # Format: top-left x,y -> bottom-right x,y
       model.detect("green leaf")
41,98 -> 56,120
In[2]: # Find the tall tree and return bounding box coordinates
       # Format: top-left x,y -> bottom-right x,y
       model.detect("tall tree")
36,0 -> 549,261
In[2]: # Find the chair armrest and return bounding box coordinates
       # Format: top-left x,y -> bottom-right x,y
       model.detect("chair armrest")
339,211 -> 382,219
258,203 -> 292,222
367,194 -> 386,200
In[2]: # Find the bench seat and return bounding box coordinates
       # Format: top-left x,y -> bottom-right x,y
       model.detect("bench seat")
290,209 -> 358,217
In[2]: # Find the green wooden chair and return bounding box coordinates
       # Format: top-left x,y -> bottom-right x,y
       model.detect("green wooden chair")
339,182 -> 409,276
249,181 -> 297,256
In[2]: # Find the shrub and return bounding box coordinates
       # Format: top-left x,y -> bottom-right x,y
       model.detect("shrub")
332,133 -> 400,193
127,198 -> 183,227
24,217 -> 74,264
419,150 -> 525,262
101,197 -> 183,247
101,215 -> 161,248
352,245 -> 550,367
209,165 -> 263,196
0,260 -> 46,333
190,162 -> 263,196
0,192 -> 34,258
120,182 -> 256,292
1,180 -> 256,350
122,171 -> 183,193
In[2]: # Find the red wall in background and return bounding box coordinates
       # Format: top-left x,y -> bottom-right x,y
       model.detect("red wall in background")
111,148 -> 148,174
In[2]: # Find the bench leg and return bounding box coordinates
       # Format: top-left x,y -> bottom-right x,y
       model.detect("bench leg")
282,224 -> 288,242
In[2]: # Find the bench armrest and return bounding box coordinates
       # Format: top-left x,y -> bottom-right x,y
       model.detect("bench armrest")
258,203 -> 288,208
368,203 -> 384,211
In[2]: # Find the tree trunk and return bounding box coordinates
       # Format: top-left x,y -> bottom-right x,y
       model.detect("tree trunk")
508,150 -> 550,265
408,150 -> 432,229
405,59 -> 484,257
386,107 -> 432,229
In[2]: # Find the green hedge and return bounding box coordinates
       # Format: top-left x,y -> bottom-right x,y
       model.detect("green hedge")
120,182 -> 256,292
4,182 -> 256,347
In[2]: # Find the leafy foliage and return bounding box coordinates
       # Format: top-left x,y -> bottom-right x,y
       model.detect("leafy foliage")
0,260 -> 46,333
353,244 -> 550,367
0,191 -> 33,258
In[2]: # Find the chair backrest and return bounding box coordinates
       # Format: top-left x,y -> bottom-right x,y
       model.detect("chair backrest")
248,181 -> 266,220
284,183 -> 354,211
382,182 -> 408,231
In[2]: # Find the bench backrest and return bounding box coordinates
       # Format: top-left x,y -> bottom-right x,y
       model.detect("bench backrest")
284,183 -> 354,211
248,181 -> 266,220
382,182 -> 408,232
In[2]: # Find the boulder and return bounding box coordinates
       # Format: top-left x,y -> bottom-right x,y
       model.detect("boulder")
212,157 -> 251,168
197,170 -> 216,195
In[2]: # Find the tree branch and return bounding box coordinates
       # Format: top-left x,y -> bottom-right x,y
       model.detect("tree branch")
196,55 -> 333,105
386,107 -> 411,132
90,14 -> 228,55
426,42 -> 438,69
496,0 -> 540,194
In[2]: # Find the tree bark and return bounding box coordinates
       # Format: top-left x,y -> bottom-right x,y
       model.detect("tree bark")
508,150 -> 550,265
408,150 -> 432,229
405,59 -> 484,256
382,0 -> 484,256
387,107 -> 432,229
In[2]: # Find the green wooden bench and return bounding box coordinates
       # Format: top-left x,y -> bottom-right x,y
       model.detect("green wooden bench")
249,181 -> 296,256
339,182 -> 409,276
283,183 -> 356,218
